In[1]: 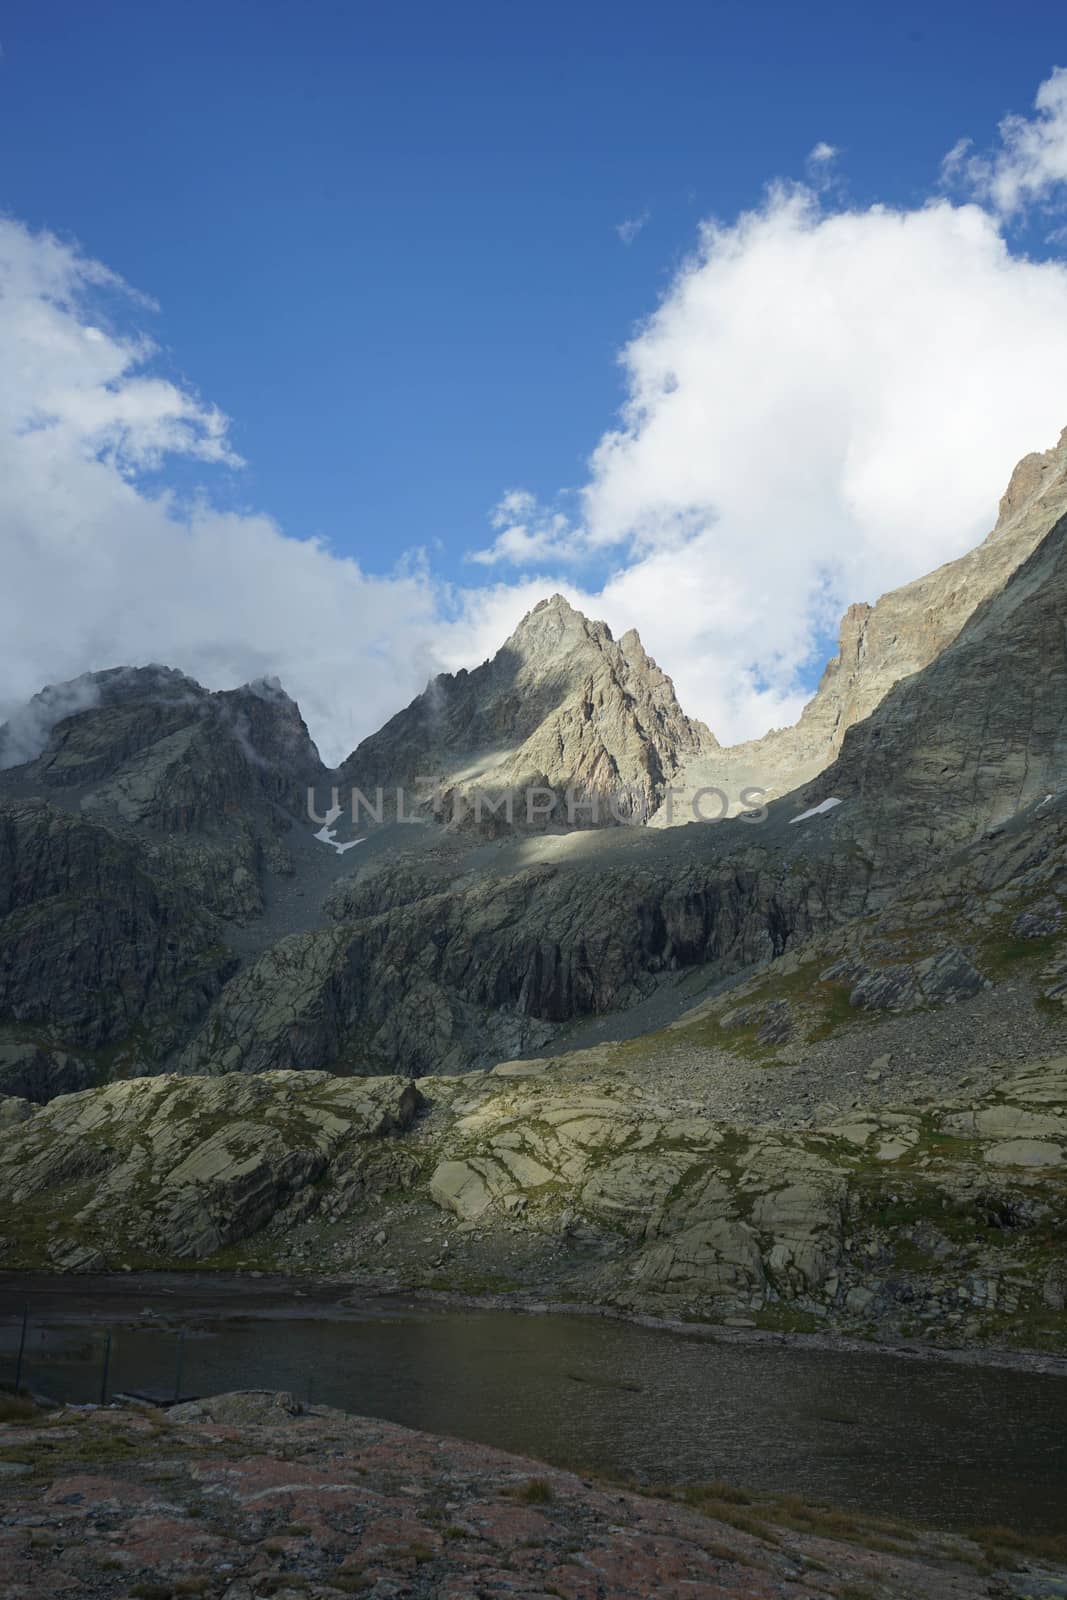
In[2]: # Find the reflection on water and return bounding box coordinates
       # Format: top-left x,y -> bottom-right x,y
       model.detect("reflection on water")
8,1305 -> 1067,1533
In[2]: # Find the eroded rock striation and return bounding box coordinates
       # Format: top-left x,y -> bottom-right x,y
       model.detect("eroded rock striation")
0,799 -> 232,1056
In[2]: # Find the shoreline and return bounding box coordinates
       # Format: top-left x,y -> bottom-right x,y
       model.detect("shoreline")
388,1286 -> 1067,1379
3,1268 -> 1067,1380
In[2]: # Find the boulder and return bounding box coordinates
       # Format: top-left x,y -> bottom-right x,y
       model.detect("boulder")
984,1139 -> 1063,1168
429,1160 -> 493,1220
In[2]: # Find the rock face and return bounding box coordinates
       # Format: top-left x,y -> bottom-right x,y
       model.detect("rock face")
0,665 -> 326,913
0,668 -> 331,1079
0,799 -> 232,1051
176,840 -> 831,1078
339,593 -> 715,825
822,504 -> 1067,870
0,1071 -> 420,1269
411,1054 -> 1066,1339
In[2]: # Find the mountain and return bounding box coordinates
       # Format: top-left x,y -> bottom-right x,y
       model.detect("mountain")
653,424 -> 1067,820
0,668 -> 327,1098
0,665 -> 325,916
0,435 -> 1065,1352
820,499 -> 1067,869
338,593 -> 715,826
168,441 -> 1067,1084
1,433 -> 1065,1097
126,473 -> 1067,1086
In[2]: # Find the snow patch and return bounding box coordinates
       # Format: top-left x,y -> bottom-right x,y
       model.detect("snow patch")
313,805 -> 366,856
789,797 -> 843,826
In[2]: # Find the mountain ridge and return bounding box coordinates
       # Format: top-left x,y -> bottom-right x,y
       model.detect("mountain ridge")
0,430 -> 1065,1098
8,426 -> 1065,834
652,424 -> 1067,819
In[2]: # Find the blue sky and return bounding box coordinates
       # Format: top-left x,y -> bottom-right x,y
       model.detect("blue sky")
3,3 -> 1067,758
3,0 -> 1064,578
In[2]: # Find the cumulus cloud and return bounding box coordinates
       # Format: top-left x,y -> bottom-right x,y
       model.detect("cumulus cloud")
0,225 -> 234,472
0,218 -> 442,764
944,66 -> 1067,216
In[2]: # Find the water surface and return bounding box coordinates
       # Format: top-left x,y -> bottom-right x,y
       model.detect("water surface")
4,1285 -> 1065,1535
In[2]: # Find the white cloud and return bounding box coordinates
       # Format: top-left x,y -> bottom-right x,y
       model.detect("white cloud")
943,66 -> 1067,216
488,164 -> 1067,742
0,675 -> 104,770
805,141 -> 842,194
467,83 -> 1067,744
616,211 -> 649,245
467,488 -> 582,567
7,71 -> 1067,767
0,218 -> 443,765
0,225 -> 234,473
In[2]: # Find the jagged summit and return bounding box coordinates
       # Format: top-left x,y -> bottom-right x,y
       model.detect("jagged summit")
993,424 -> 1067,536
505,591 -> 611,654
513,590 -> 588,624
339,595 -> 714,824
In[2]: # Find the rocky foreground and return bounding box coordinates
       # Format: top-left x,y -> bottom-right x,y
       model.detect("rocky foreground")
1,1389 -> 1065,1600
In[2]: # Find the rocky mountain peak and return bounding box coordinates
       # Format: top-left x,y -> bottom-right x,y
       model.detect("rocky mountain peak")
503,592 -> 612,660
214,677 -> 323,773
520,591 -> 585,623
0,665 -> 207,772
339,594 -> 715,824
0,665 -> 321,786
